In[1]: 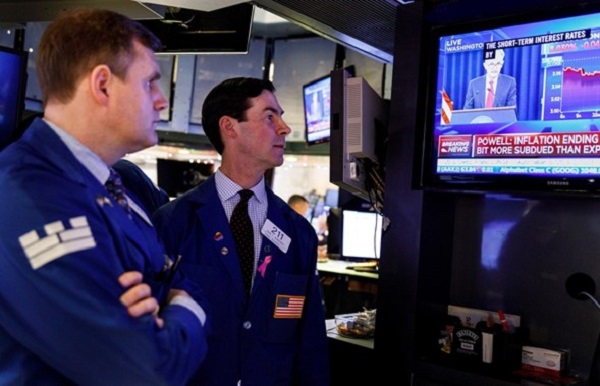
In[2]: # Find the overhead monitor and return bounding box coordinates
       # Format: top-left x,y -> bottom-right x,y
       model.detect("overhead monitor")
420,4 -> 600,195
303,73 -> 331,146
140,3 -> 254,54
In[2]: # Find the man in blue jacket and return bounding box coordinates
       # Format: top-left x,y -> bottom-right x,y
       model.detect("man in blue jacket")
153,77 -> 330,386
0,9 -> 208,385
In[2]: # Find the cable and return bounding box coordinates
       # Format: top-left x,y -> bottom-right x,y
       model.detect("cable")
359,157 -> 384,212
579,291 -> 600,310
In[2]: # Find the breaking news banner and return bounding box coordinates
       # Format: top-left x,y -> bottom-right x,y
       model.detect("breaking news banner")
439,132 -> 600,158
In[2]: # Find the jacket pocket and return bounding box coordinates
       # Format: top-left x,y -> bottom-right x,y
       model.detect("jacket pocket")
265,272 -> 308,343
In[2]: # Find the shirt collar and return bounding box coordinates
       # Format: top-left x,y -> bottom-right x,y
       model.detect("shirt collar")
215,168 -> 267,204
44,119 -> 110,184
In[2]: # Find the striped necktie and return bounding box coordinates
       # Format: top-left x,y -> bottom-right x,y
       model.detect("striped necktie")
105,168 -> 132,217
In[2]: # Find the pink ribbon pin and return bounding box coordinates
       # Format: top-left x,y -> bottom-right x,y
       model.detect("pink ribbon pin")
257,255 -> 272,277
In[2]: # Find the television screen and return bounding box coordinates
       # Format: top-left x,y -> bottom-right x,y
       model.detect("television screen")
0,46 -> 27,152
341,209 -> 383,260
421,5 -> 600,194
303,74 -> 331,145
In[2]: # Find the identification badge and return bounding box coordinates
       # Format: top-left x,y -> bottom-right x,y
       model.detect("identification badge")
261,219 -> 290,253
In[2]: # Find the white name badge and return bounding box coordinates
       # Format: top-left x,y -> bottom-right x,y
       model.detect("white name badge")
261,219 -> 291,253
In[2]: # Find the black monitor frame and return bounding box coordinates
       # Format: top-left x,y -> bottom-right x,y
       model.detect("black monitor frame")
419,3 -> 600,197
303,73 -> 332,146
0,45 -> 28,151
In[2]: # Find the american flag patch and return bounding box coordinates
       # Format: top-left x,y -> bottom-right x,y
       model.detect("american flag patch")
18,216 -> 96,270
273,294 -> 305,319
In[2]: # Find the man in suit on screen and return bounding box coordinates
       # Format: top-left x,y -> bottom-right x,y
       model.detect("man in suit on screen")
464,49 -> 517,110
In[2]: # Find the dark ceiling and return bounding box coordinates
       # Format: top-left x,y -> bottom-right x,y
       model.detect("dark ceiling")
252,0 -> 600,64
7,0 -> 600,65
253,0 -> 398,63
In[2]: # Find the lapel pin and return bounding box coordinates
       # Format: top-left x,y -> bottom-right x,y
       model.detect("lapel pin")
96,195 -> 112,208
257,255 -> 272,278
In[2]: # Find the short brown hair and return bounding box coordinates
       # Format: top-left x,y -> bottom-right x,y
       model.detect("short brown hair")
37,8 -> 161,105
201,77 -> 276,154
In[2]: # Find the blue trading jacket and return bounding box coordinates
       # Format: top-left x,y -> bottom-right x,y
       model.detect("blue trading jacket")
153,175 -> 330,386
0,119 -> 207,385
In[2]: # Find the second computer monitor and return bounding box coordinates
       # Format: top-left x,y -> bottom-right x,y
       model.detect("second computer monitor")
341,209 -> 383,260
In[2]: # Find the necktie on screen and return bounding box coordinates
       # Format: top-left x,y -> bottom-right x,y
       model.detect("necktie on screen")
485,80 -> 494,108
230,189 -> 254,296
105,168 -> 132,217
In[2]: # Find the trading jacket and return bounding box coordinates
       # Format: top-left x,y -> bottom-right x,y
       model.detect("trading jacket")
153,175 -> 330,386
0,119 -> 207,385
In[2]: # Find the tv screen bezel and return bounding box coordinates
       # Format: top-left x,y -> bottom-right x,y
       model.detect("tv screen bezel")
419,3 -> 600,196
302,73 -> 331,146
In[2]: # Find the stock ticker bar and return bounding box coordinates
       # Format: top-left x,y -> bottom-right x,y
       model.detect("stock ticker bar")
437,132 -> 600,175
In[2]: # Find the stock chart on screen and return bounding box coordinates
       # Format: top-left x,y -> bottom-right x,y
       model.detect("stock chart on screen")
428,9 -> 600,182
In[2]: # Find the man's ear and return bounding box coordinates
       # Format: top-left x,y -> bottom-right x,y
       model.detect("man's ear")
220,116 -> 238,139
90,65 -> 112,105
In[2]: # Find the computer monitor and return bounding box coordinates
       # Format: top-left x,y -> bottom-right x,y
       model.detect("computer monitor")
329,67 -> 387,208
0,46 -> 28,152
303,73 -> 331,146
341,209 -> 383,260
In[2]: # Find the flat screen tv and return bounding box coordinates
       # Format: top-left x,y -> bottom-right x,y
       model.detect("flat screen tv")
140,3 -> 254,54
0,45 -> 27,152
420,4 -> 600,195
303,73 -> 331,146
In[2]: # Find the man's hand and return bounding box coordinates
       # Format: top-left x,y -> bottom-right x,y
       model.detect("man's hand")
118,271 -> 164,328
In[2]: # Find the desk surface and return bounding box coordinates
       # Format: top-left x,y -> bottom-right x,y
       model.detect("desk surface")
317,259 -> 379,279
325,318 -> 374,349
